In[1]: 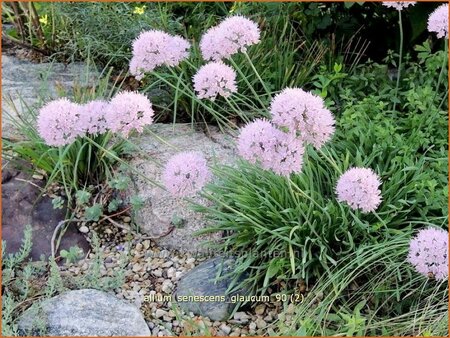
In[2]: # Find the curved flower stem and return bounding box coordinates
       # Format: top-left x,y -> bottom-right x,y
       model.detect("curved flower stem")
168,65 -> 250,128
435,38 -> 448,99
243,50 -> 272,96
229,57 -> 267,109
287,177 -> 325,211
181,59 -> 246,114
393,10 -> 403,112
152,69 -> 233,128
317,147 -> 342,175
373,210 -> 389,231
224,96 -> 251,124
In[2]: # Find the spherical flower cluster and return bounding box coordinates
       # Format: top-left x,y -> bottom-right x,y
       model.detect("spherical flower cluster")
382,2 -> 416,10
162,151 -> 212,197
77,100 -> 109,135
336,167 -> 382,213
237,119 -> 305,176
270,88 -> 335,149
130,30 -> 190,80
408,227 -> 448,281
37,98 -> 83,146
193,62 -> 237,100
200,15 -> 260,61
107,91 -> 154,138
427,4 -> 449,39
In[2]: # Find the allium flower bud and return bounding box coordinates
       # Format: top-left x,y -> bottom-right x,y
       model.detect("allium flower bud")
270,88 -> 335,149
408,227 -> 448,281
200,15 -> 260,61
130,30 -> 190,80
237,119 -> 305,176
336,167 -> 382,213
193,62 -> 237,100
106,91 -> 154,138
382,2 -> 416,10
163,151 -> 212,197
428,4 -> 449,39
37,98 -> 83,146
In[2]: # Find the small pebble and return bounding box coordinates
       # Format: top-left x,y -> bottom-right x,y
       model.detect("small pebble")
155,309 -> 167,318
256,318 -> 267,329
79,225 -> 89,233
219,324 -> 232,335
255,304 -> 266,315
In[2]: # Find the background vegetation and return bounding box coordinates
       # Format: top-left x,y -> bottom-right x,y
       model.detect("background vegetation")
2,1 -> 448,336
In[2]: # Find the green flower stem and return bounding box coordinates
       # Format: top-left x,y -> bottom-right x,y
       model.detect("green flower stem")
287,177 -> 326,212
373,210 -> 389,231
229,57 -> 268,109
84,136 -> 166,190
317,147 -> 342,175
435,38 -> 448,97
393,10 -> 403,112
224,96 -> 252,124
151,69 -> 233,129
243,50 -> 272,96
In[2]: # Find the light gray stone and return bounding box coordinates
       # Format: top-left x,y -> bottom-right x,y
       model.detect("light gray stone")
18,289 -> 150,336
174,257 -> 249,321
2,54 -> 97,139
128,124 -> 236,253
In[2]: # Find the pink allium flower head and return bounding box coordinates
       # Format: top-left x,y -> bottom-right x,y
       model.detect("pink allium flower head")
428,4 -> 449,39
336,167 -> 382,213
130,30 -> 190,80
77,100 -> 110,135
237,119 -> 305,176
163,151 -> 212,197
37,98 -> 83,146
408,227 -> 448,281
270,88 -> 335,149
200,15 -> 260,61
193,62 -> 237,100
106,91 -> 154,138
382,2 -> 416,10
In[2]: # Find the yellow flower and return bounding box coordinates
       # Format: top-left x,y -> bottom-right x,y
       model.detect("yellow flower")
39,14 -> 48,26
133,5 -> 146,15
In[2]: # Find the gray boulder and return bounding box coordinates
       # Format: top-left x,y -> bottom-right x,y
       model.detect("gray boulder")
18,289 -> 150,336
129,124 -> 236,253
174,257 -> 249,321
2,169 -> 89,262
2,53 -> 97,139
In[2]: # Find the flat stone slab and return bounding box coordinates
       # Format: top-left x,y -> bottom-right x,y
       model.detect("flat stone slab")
18,289 -> 151,336
2,53 -> 97,139
129,123 -> 236,254
1,169 -> 89,262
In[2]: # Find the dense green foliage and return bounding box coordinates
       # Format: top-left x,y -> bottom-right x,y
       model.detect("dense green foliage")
196,43 -> 448,334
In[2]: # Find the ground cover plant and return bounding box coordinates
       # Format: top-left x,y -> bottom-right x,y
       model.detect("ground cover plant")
2,1 -> 448,337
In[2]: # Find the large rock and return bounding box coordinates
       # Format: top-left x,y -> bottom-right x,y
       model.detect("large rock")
18,289 -> 150,336
2,53 -> 97,139
174,257 -> 249,321
129,124 -> 236,253
1,169 -> 89,262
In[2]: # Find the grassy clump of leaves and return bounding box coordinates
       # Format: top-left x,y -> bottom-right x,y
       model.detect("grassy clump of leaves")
274,234 -> 448,336
195,45 -> 447,297
2,62 -> 125,192
2,60 -> 151,228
